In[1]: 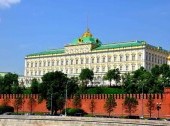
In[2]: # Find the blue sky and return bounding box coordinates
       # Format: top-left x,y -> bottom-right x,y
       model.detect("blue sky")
0,0 -> 170,75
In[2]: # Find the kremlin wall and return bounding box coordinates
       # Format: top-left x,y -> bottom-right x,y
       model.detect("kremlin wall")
0,88 -> 170,118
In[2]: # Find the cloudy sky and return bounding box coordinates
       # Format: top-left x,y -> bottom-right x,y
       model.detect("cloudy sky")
0,0 -> 170,75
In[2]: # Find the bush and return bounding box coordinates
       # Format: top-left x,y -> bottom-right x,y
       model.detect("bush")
0,105 -> 14,114
62,108 -> 87,116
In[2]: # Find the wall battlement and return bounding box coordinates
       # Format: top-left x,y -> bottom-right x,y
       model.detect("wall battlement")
0,88 -> 170,118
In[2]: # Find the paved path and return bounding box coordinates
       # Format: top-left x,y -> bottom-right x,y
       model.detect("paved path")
0,115 -> 170,126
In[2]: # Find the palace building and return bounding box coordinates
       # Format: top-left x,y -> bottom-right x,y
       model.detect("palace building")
22,29 -> 170,86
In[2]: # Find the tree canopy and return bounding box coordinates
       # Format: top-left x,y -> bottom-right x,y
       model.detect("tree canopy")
79,68 -> 94,86
39,71 -> 78,115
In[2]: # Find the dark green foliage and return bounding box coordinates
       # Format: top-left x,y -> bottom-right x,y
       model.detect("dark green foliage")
86,87 -> 125,94
146,95 -> 155,118
39,71 -> 78,115
13,96 -> 24,114
89,99 -> 96,116
79,68 -> 94,86
105,69 -> 120,87
73,93 -> 81,108
62,108 -> 87,116
0,73 -> 19,94
31,78 -> 39,94
124,97 -> 138,116
27,96 -> 36,114
0,105 -> 14,114
123,64 -> 170,94
104,95 -> 117,117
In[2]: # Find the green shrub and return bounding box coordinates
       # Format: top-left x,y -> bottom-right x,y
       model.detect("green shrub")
62,108 -> 87,116
0,105 -> 14,114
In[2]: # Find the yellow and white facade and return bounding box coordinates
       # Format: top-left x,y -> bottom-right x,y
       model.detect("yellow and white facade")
22,29 -> 170,86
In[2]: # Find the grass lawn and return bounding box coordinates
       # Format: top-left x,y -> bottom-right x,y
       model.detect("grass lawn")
85,87 -> 125,94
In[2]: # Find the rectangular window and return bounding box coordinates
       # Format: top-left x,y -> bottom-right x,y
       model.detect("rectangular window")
97,57 -> 100,63
71,60 -> 73,65
120,55 -> 123,62
86,58 -> 89,64
81,59 -> 84,64
91,58 -> 94,63
76,59 -> 78,64
114,56 -> 117,62
132,65 -> 135,71
126,55 -> 129,61
132,55 -> 135,61
27,63 -> 29,67
102,57 -> 105,63
48,62 -> 50,66
120,66 -> 122,71
108,57 -> 111,62
126,65 -> 128,71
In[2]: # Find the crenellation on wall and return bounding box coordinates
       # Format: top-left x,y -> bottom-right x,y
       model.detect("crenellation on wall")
0,88 -> 169,117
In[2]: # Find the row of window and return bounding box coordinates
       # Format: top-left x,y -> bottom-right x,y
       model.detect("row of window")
146,52 -> 166,64
26,64 -> 141,76
26,54 -> 143,68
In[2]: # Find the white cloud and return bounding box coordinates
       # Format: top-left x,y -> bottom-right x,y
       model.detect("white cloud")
0,0 -> 21,8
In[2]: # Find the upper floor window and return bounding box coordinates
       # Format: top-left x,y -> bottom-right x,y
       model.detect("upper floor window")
132,54 -> 136,61
132,64 -> 135,71
56,60 -> 59,65
71,59 -> 73,65
97,57 -> 100,63
91,57 -> 94,63
119,66 -> 122,71
27,62 -> 29,67
31,62 -> 33,67
102,57 -> 105,63
52,61 -> 54,66
43,61 -> 46,66
126,55 -> 129,61
108,56 -> 111,62
48,61 -> 50,66
86,58 -> 89,64
114,55 -> 117,62
96,67 -> 99,72
138,54 -> 142,60
102,66 -> 105,72
35,62 -> 37,67
81,58 -> 84,64
76,59 -> 78,64
61,60 -> 63,65
120,55 -> 123,62
126,65 -> 128,71
39,62 -> 42,67
66,60 -> 68,65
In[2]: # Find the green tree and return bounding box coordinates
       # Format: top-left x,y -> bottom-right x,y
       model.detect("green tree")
124,97 -> 138,116
27,96 -> 36,114
89,99 -> 96,116
105,69 -> 120,87
73,93 -> 81,109
31,78 -> 39,94
160,64 -> 170,87
1,73 -> 19,94
104,95 -> 117,117
79,68 -> 94,86
146,95 -> 155,118
39,71 -> 78,115
13,96 -> 23,114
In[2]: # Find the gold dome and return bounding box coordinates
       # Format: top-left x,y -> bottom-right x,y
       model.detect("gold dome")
167,56 -> 170,60
82,28 -> 93,37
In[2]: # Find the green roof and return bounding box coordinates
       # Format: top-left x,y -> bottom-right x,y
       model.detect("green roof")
94,40 -> 145,50
70,36 -> 101,46
27,48 -> 64,57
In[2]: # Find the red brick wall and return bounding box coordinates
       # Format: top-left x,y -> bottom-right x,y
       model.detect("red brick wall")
0,88 -> 170,118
